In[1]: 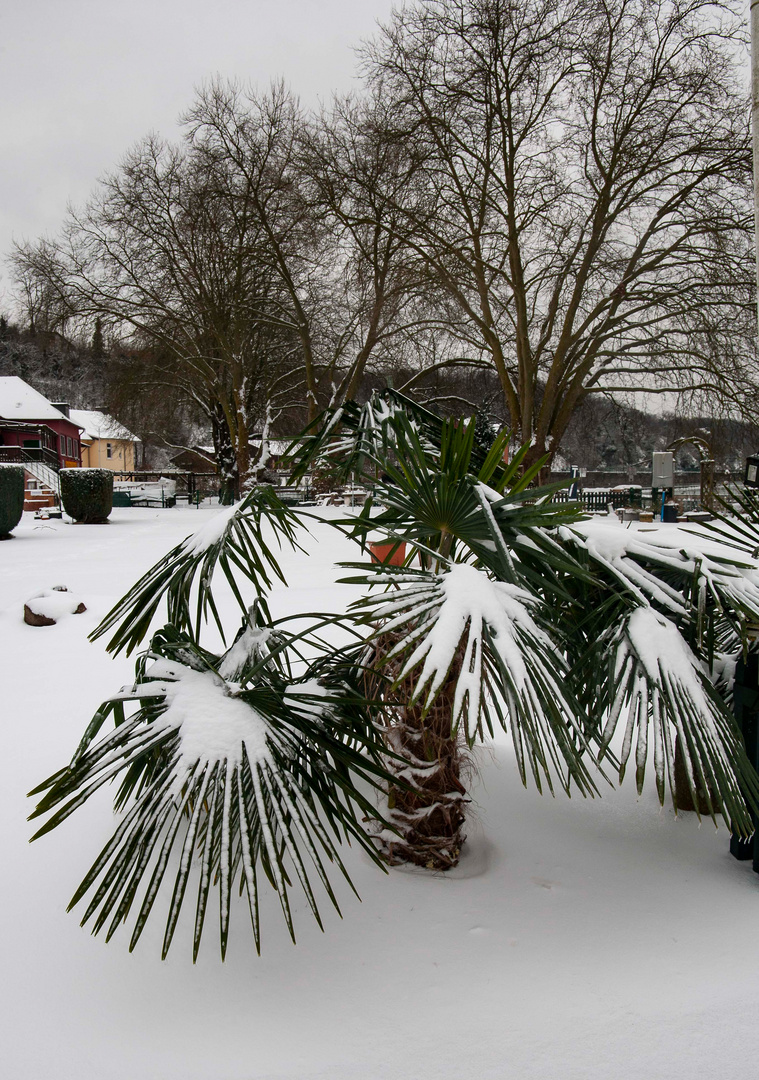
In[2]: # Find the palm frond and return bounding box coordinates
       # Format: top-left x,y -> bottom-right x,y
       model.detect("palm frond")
559,518 -> 759,650
700,485 -> 759,558
29,626 -> 395,960
346,561 -> 599,797
91,486 -> 300,656
595,606 -> 759,835
286,388 -> 450,485
345,415 -> 584,578
286,387 -> 561,495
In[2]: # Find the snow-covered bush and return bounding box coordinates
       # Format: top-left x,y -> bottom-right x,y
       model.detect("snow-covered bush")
60,468 -> 113,524
0,464 -> 24,538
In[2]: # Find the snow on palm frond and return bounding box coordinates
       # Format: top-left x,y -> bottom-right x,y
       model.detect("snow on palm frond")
217,619 -> 276,681
597,605 -> 759,835
29,627 -> 394,961
91,486 -> 300,656
694,486 -> 759,559
560,518 -> 759,627
352,562 -> 598,797
287,389 -> 446,485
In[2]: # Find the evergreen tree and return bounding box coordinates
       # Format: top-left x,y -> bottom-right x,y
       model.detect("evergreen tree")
91,317 -> 105,358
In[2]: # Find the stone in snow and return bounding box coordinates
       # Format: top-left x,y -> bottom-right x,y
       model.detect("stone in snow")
24,585 -> 86,626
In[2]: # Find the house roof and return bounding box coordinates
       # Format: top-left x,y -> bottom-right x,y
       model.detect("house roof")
265,439 -> 294,456
170,446 -> 216,463
249,438 -> 294,457
0,376 -> 83,428
68,409 -> 140,443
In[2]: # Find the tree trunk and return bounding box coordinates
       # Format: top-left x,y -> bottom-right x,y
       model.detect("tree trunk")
521,441 -> 553,487
211,401 -> 238,504
367,638 -> 468,871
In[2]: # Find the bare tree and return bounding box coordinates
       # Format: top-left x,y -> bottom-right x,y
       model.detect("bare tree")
12,130 -> 302,499
185,81 -> 457,419
302,93 -> 476,402
12,79 -> 447,493
363,0 -> 758,465
9,245 -> 73,339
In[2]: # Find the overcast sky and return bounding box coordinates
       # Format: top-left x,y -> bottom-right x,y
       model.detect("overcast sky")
0,0 -> 397,310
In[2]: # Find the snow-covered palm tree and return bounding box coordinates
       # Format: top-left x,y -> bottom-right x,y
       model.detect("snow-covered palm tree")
30,392 -> 759,958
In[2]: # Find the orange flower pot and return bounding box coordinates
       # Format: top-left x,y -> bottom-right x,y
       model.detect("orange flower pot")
368,540 -> 407,566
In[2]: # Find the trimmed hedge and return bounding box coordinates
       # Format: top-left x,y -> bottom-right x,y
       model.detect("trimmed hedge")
60,468 -> 113,524
0,465 -> 25,538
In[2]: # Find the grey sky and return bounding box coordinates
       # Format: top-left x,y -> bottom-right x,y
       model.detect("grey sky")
0,0 -> 396,309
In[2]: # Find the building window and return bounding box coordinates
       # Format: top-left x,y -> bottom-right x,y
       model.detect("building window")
67,437 -> 73,457
106,442 -> 113,459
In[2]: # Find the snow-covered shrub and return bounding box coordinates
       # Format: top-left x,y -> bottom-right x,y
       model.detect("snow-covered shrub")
60,468 -> 113,524
0,464 -> 24,538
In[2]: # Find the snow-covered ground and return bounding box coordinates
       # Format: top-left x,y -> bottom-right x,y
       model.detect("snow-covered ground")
2,506 -> 758,1080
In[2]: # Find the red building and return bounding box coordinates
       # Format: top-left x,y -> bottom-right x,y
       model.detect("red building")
0,377 -> 83,469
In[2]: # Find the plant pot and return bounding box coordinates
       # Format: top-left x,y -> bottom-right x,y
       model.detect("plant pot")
368,540 -> 407,566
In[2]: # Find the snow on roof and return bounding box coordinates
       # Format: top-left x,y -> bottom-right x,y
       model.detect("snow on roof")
250,438 -> 294,456
0,376 -> 82,427
266,439 -> 294,455
68,409 -> 140,443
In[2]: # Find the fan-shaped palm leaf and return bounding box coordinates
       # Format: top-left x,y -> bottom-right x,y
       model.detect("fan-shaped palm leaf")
346,560 -> 598,798
559,519 -> 759,624
557,517 -> 759,683
29,623 -> 395,960
92,486 -> 300,656
594,605 -> 759,835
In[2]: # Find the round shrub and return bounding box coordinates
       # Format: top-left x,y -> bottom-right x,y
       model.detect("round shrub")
0,464 -> 25,538
60,468 -> 113,524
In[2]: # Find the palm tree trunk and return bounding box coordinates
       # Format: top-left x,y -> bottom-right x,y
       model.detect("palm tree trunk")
368,641 -> 468,871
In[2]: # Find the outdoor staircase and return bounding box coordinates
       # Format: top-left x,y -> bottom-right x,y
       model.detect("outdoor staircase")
23,458 -> 61,497
24,460 -> 59,511
24,484 -> 58,512
0,444 -> 62,511
0,455 -> 63,511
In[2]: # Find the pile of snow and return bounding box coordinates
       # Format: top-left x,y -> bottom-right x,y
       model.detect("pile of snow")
157,667 -> 270,773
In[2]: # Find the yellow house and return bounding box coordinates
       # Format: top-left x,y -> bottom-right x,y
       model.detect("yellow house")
69,410 -> 140,471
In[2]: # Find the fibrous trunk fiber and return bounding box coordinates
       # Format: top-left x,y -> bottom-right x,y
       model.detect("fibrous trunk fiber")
367,639 -> 468,871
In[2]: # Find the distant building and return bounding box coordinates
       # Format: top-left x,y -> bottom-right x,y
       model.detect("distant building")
0,376 -> 83,469
69,409 -> 141,471
169,446 -> 217,472
255,439 -> 293,469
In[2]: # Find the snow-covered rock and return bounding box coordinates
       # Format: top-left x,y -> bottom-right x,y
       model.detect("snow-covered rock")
23,585 -> 86,626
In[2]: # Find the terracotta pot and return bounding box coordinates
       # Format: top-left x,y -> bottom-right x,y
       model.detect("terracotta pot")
368,540 -> 407,566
